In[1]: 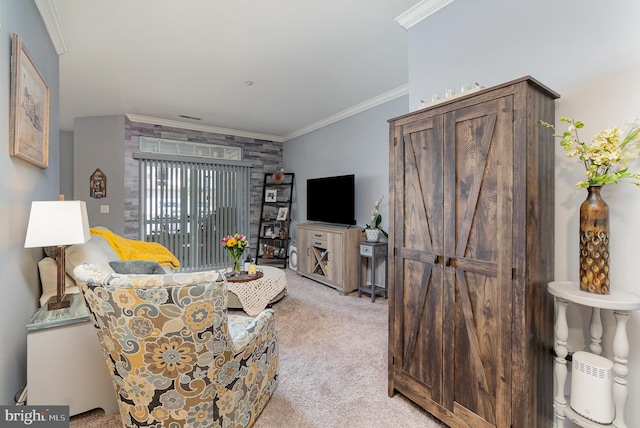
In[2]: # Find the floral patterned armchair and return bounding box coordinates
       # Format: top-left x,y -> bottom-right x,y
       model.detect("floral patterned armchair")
73,263 -> 279,427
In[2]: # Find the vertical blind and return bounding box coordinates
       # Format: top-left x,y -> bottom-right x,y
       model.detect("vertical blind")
136,153 -> 250,271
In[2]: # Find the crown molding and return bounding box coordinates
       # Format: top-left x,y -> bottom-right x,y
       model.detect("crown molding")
283,84 -> 409,141
35,0 -> 69,55
128,83 -> 408,143
395,0 -> 456,30
125,114 -> 284,143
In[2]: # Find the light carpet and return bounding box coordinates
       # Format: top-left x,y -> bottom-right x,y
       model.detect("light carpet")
70,269 -> 443,428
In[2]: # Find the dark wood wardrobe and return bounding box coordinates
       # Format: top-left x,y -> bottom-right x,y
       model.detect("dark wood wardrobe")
387,76 -> 559,427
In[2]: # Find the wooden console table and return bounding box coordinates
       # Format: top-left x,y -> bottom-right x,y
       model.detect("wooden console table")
296,223 -> 363,294
548,281 -> 640,428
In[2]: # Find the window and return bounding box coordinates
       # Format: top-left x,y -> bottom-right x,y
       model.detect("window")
137,153 -> 250,271
139,136 -> 242,160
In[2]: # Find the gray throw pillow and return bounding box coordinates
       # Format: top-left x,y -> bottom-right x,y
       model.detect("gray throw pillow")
109,260 -> 165,275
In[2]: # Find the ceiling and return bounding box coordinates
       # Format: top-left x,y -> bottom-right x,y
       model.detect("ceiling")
38,0 -> 421,140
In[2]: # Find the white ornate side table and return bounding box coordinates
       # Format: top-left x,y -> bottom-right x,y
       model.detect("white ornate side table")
548,281 -> 640,428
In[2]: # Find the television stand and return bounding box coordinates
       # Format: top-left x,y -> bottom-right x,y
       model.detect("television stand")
297,223 -> 363,294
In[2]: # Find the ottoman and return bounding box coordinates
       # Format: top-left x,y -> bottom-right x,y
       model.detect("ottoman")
227,265 -> 288,315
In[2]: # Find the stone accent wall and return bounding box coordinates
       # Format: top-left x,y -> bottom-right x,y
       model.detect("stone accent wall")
124,117 -> 284,252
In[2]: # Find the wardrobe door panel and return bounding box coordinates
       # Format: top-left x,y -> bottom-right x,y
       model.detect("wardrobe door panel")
391,115 -> 445,404
443,97 -> 514,428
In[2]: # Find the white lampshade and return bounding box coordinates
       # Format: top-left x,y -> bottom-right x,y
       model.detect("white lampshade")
25,200 -> 91,248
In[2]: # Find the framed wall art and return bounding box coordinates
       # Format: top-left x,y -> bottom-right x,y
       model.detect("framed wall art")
265,189 -> 277,202
276,207 -> 288,221
278,227 -> 288,240
90,168 -> 107,198
9,33 -> 50,168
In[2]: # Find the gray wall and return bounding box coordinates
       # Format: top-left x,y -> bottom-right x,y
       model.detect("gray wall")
285,1 -> 640,424
60,130 -> 74,200
72,116 -> 284,249
124,119 -> 283,250
74,116 -> 126,233
407,0 -> 640,425
0,0 -> 60,404
284,95 -> 408,241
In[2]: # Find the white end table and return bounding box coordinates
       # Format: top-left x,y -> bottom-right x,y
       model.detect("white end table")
27,294 -> 118,416
548,281 -> 640,428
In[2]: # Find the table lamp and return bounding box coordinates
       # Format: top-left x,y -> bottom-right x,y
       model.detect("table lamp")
25,197 -> 90,310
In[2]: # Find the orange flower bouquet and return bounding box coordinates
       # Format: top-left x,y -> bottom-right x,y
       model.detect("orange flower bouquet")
220,233 -> 249,273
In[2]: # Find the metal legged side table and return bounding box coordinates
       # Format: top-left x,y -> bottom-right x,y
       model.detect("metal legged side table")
358,241 -> 388,302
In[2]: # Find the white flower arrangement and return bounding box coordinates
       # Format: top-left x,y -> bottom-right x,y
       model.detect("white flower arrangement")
542,117 -> 640,188
365,195 -> 388,238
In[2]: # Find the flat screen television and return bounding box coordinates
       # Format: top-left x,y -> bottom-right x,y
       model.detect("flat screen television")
307,174 -> 356,225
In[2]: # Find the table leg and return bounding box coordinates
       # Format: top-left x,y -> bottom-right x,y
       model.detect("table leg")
612,310 -> 630,428
371,256 -> 376,303
384,253 -> 388,299
553,296 -> 569,428
589,307 -> 603,355
358,255 -> 363,298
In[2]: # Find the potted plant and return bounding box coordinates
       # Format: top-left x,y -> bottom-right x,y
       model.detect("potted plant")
365,196 -> 388,242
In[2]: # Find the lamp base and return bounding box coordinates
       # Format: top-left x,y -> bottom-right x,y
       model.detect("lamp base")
47,294 -> 72,311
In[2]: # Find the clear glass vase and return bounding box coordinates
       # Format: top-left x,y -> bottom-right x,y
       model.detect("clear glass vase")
233,256 -> 241,273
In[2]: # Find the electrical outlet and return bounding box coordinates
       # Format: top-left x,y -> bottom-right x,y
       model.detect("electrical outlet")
100,205 -> 109,213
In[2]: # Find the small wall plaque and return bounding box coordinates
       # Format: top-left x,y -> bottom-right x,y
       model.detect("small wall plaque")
90,168 -> 107,199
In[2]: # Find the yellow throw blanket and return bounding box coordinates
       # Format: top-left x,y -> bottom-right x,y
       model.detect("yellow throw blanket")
90,228 -> 181,269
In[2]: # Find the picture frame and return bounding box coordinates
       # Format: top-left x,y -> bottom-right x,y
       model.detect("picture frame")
263,226 -> 273,237
263,244 -> 275,259
265,189 -> 277,202
279,227 -> 288,240
9,33 -> 50,168
90,168 -> 107,199
276,206 -> 289,221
